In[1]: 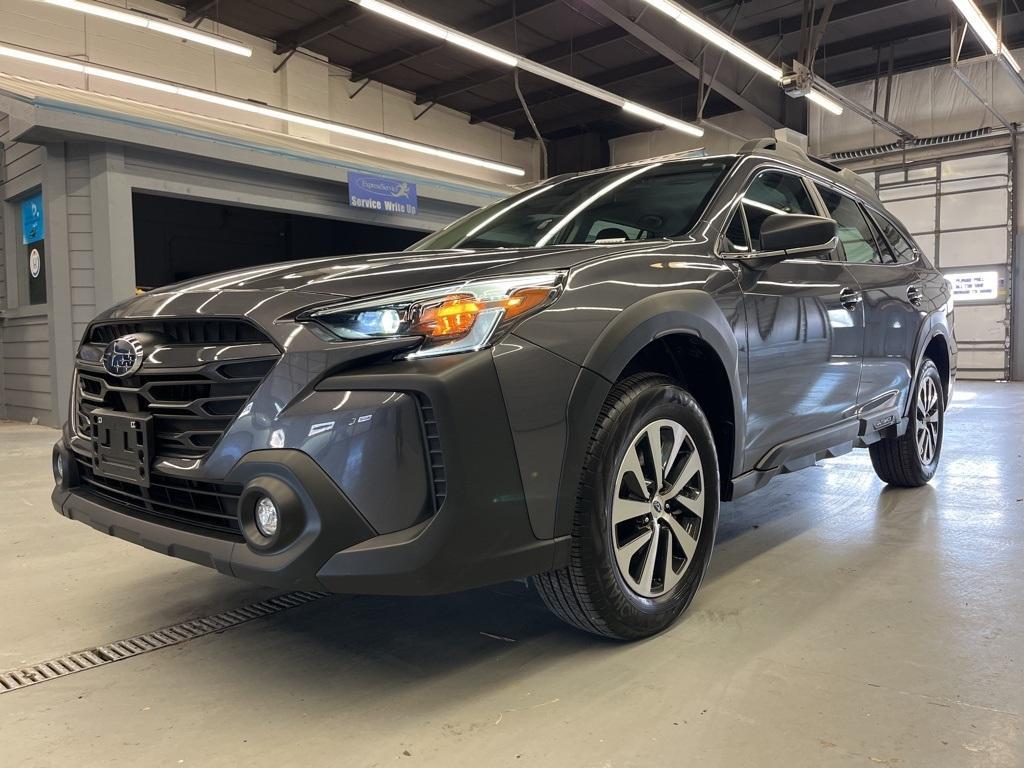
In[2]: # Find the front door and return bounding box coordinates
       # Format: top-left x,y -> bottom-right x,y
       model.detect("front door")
723,168 -> 865,471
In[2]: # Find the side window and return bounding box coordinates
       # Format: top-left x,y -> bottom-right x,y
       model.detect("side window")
742,171 -> 817,251
869,210 -> 918,264
816,185 -> 885,264
721,206 -> 749,253
862,209 -> 895,264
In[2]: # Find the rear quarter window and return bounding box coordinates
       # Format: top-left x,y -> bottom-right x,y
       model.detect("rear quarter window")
869,210 -> 919,264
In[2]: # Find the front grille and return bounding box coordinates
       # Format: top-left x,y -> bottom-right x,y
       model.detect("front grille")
76,357 -> 277,458
87,318 -> 271,345
74,457 -> 243,540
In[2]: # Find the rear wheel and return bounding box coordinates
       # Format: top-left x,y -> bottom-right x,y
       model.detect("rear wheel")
869,358 -> 944,487
533,374 -> 720,640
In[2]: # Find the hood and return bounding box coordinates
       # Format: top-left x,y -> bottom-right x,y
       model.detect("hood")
143,243 -> 679,299
99,241 -> 703,323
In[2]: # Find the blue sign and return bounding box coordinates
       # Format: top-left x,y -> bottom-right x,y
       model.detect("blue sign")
348,172 -> 418,216
22,193 -> 44,245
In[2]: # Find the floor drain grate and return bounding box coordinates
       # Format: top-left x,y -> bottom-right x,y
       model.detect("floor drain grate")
0,590 -> 326,694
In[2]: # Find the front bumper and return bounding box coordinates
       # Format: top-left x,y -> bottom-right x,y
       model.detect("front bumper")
53,350 -> 568,595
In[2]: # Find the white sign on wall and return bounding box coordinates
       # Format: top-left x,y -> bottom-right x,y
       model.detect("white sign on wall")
947,270 -> 1000,302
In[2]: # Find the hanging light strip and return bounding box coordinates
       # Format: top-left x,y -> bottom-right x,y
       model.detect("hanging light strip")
950,0 -> 1021,72
641,0 -> 844,115
39,0 -> 253,57
804,89 -> 844,116
349,0 -> 704,137
0,42 -> 526,176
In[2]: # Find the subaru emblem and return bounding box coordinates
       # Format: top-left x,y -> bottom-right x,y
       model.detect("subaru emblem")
101,336 -> 145,378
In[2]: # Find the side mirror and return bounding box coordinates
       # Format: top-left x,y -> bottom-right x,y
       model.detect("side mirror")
754,214 -> 837,263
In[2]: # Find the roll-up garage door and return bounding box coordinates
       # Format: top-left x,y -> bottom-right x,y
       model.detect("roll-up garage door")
867,151 -> 1012,380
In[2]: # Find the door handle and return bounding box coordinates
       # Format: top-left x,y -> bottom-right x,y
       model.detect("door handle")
907,284 -> 924,306
840,287 -> 862,311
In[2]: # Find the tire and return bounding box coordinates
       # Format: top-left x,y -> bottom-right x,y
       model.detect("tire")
869,358 -> 944,487
533,373 -> 720,640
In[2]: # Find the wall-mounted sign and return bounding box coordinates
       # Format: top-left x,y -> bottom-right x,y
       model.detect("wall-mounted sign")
947,270 -> 1001,302
25,241 -> 47,305
21,192 -> 44,244
348,172 -> 418,216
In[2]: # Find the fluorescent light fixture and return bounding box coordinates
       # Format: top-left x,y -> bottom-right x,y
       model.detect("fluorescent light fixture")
644,0 -> 846,117
40,0 -> 253,57
356,0 -> 519,67
0,42 -> 525,176
447,35 -> 520,68
351,0 -> 703,137
642,0 -> 783,80
622,101 -> 704,136
804,89 -> 844,116
950,0 -> 1021,72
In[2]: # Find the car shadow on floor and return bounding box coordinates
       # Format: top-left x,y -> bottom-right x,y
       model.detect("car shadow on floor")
80,469 -> 940,703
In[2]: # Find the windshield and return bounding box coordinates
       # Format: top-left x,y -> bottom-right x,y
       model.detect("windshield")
409,158 -> 734,251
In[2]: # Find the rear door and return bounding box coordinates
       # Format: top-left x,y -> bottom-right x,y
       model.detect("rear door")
814,183 -> 925,417
729,169 -> 865,470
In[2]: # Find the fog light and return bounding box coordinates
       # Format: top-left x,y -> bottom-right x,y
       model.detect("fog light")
54,453 -> 65,484
254,496 -> 279,538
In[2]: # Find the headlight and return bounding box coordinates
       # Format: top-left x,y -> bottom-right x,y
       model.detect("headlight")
307,272 -> 565,358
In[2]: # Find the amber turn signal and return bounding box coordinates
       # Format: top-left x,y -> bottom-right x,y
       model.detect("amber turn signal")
411,287 -> 554,340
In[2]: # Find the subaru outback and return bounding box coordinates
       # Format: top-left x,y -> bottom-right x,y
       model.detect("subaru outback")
52,138 -> 956,639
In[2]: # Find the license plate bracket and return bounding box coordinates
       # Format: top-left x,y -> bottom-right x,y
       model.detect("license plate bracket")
91,409 -> 154,488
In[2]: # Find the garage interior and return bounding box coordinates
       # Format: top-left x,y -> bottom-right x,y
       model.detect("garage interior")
132,193 -> 421,288
1,0 -> 1023,765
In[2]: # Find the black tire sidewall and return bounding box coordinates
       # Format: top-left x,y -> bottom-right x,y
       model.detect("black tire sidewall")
580,378 -> 720,636
911,359 -> 944,478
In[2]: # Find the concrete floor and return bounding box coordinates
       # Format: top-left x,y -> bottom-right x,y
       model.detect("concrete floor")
1,382 -> 1022,767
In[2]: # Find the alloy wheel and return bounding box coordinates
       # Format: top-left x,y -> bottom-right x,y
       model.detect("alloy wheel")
611,419 -> 705,598
916,375 -> 941,466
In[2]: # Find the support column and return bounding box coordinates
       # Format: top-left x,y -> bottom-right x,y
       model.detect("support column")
43,143 -> 74,426
1011,131 -> 1024,380
89,145 -> 136,310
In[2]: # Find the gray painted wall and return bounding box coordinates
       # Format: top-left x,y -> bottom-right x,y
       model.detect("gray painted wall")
1,119 -> 53,425
67,144 -> 96,347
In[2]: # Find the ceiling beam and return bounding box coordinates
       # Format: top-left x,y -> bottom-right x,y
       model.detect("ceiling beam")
511,83 -> 725,139
415,26 -> 630,105
273,6 -> 363,55
800,7 -> 1024,67
182,0 -> 218,24
349,0 -> 555,82
728,0 -> 914,47
580,0 -> 789,129
827,29 -> 1024,86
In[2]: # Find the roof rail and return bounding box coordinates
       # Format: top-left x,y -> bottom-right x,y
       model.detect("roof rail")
740,137 -> 880,204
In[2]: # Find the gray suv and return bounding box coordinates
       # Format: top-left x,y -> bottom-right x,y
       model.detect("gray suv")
51,139 -> 956,639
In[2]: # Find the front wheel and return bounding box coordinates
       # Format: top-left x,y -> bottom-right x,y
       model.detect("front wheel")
533,374 -> 720,640
869,358 -> 944,487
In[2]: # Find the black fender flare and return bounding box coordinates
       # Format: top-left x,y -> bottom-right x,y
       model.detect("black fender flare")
907,313 -> 955,415
552,290 -> 746,539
